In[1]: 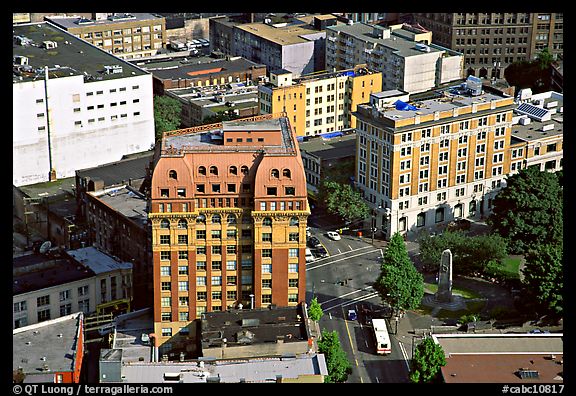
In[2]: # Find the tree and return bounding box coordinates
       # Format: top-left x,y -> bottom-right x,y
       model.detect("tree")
521,242 -> 563,317
419,231 -> 508,275
488,166 -> 563,254
536,47 -> 554,70
317,330 -> 353,383
319,180 -> 370,224
308,297 -> 324,322
504,49 -> 553,94
374,232 -> 424,314
154,95 -> 182,141
409,337 -> 446,383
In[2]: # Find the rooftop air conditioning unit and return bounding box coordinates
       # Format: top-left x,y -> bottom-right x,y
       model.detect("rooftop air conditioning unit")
541,124 -> 554,132
519,117 -> 531,125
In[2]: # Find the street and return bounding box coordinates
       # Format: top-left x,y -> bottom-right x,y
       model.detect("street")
306,227 -> 410,383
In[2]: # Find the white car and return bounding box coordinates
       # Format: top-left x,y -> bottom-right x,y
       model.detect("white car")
305,248 -> 315,263
326,231 -> 341,241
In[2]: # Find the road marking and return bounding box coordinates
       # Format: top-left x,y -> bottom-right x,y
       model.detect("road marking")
309,245 -> 373,263
342,306 -> 359,369
319,288 -> 372,306
323,292 -> 380,312
348,245 -> 353,251
337,248 -> 341,254
398,341 -> 411,372
306,248 -> 381,271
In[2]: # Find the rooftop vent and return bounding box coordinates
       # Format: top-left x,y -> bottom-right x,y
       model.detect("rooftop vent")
415,43 -> 431,53
42,41 -> 58,49
541,124 -> 554,132
104,65 -> 123,74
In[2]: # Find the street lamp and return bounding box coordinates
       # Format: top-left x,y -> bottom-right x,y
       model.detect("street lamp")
249,294 -> 255,309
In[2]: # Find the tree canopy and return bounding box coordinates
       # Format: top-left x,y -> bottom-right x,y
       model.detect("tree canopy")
308,297 -> 324,322
521,242 -> 563,317
317,330 -> 353,383
319,180 -> 370,224
409,337 -> 447,383
487,166 -> 563,254
374,232 -> 424,313
418,231 -> 508,274
153,95 -> 182,141
504,48 -> 555,94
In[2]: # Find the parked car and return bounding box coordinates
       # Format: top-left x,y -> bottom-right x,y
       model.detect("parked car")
307,236 -> 322,248
314,246 -> 328,258
326,231 -> 341,240
348,309 -> 357,321
305,248 -> 315,263
306,226 -> 311,237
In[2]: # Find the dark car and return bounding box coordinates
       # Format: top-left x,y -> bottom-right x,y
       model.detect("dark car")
307,236 -> 321,248
314,246 -> 328,258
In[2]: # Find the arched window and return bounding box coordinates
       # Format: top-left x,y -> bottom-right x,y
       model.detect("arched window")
227,214 -> 237,225
271,169 -> 279,178
229,166 -> 237,175
210,166 -> 218,175
212,214 -> 221,224
241,165 -> 249,175
196,214 -> 206,223
168,170 -> 178,180
416,213 -> 426,227
241,215 -> 251,224
283,169 -> 291,178
289,217 -> 299,226
198,166 -> 206,176
178,219 -> 188,229
262,217 -> 273,226
435,208 -> 445,223
160,219 -> 170,229
469,200 -> 477,217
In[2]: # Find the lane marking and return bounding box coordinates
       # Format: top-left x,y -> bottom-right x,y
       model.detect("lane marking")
323,292 -> 380,312
398,341 -> 411,372
306,249 -> 381,271
309,245 -> 373,263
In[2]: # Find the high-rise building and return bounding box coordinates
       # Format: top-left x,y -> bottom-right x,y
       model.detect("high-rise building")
325,22 -> 463,94
412,13 -> 563,79
258,66 -> 382,136
13,22 -> 155,187
353,80 -> 515,239
149,113 -> 310,355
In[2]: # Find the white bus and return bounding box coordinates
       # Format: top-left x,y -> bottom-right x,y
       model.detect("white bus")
372,318 -> 392,355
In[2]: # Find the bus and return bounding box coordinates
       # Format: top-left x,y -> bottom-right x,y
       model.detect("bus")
372,318 -> 392,355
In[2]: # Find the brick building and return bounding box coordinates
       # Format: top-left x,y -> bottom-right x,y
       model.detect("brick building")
149,113 -> 310,353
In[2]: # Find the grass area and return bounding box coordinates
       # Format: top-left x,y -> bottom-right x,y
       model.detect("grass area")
416,299 -> 486,320
500,257 -> 522,279
423,283 -> 482,299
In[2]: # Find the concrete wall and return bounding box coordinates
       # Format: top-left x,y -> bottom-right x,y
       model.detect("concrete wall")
13,74 -> 155,187
402,52 -> 442,93
282,42 -> 316,77
166,18 -> 210,41
437,53 -> 464,85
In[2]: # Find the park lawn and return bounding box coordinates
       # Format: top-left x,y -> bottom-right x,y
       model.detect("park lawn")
423,283 -> 482,299
499,257 -> 522,279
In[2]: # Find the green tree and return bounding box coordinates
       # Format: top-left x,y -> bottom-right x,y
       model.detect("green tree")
536,47 -> 554,70
320,180 -> 370,224
521,242 -> 563,317
317,330 -> 353,383
488,166 -> 563,254
308,297 -> 324,322
154,95 -> 182,141
409,337 -> 446,383
504,49 -> 553,94
374,232 -> 424,314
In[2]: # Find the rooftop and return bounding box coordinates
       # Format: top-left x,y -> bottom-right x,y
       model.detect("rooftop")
76,150 -> 153,188
328,22 -> 445,58
17,177 -> 76,200
13,313 -> 82,375
66,246 -> 132,275
13,22 -> 147,83
147,57 -> 265,82
236,21 -> 321,46
46,13 -> 164,29
111,309 -> 154,364
161,114 -> 296,156
299,132 -> 357,161
89,187 -> 148,229
511,91 -> 564,144
201,304 -> 308,349
119,353 -> 327,383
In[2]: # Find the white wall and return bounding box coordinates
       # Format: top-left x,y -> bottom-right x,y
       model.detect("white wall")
13,73 -> 155,186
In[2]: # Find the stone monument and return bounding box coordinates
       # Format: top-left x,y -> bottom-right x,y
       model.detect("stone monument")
435,249 -> 453,303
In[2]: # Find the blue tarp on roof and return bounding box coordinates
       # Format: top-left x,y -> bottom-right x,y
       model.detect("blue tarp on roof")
394,100 -> 418,111
319,131 -> 344,139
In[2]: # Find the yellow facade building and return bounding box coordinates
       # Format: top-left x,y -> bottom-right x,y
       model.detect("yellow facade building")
258,66 -> 382,136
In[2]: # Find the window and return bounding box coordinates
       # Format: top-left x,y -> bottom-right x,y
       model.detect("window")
178,281 -> 189,291
211,276 -> 222,286
262,263 -> 272,273
13,301 -> 27,313
435,208 -> 445,223
212,261 -> 222,271
160,251 -> 171,261
198,166 -> 206,175
289,217 -> 299,226
289,279 -> 299,288
283,169 -> 291,178
285,186 -> 295,195
211,230 -> 221,239
37,295 -> 50,307
262,249 -> 272,258
288,294 -> 298,303
289,248 -> 299,257
211,291 -> 222,301
179,312 -> 189,322
241,166 -> 249,175
177,188 -> 186,197
262,233 -> 272,242
161,328 -> 172,337
38,309 -> 51,322
161,313 -> 172,322
229,166 -> 237,175
209,166 -> 218,175
161,266 -> 171,276
160,189 -> 169,197
161,282 -> 171,291
178,219 -> 187,229
271,169 -> 279,178
262,217 -> 272,226
227,276 -> 237,286
197,261 -> 207,271
288,263 -> 299,273
267,187 -> 277,195
160,235 -> 170,245
59,290 -> 71,302
196,230 -> 206,240
179,296 -> 189,306
178,265 -> 188,275
212,184 -> 221,193
78,285 -> 89,296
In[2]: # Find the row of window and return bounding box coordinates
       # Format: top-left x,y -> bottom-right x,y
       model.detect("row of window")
160,269 -> 299,290
158,230 -> 300,244
160,215 -> 300,228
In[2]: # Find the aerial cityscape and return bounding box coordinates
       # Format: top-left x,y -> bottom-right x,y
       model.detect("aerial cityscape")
12,12 -> 563,386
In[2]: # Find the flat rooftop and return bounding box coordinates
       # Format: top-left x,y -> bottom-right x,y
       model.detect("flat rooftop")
76,150 -> 153,188
111,309 -> 154,364
13,253 -> 95,296
299,133 -> 357,160
120,353 -> 327,383
434,333 -> 564,355
13,22 -> 147,83
201,305 -> 308,349
236,21 -> 321,46
46,13 -> 163,29
148,57 -> 265,81
17,177 -> 76,200
511,92 -> 564,144
328,22 -> 444,58
162,116 -> 296,155
13,313 -> 82,375
66,246 -> 132,275
90,187 -> 148,229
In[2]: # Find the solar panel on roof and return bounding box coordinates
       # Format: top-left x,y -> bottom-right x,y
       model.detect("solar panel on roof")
516,102 -> 550,121
518,370 -> 539,379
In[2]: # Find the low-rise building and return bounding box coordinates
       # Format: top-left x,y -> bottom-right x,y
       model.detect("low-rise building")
13,247 -> 132,329
45,13 -> 166,60
13,312 -> 84,383
433,333 -> 564,383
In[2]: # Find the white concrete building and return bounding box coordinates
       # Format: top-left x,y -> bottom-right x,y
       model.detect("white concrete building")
13,247 -> 132,329
13,22 -> 155,187
325,22 -> 464,94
